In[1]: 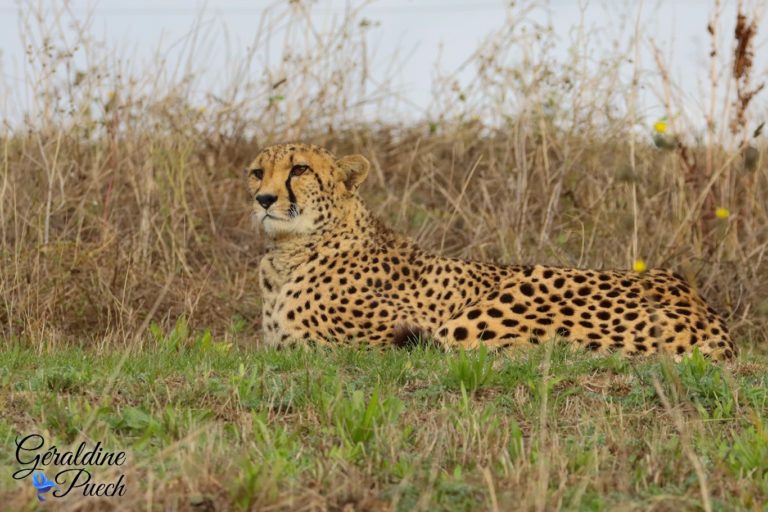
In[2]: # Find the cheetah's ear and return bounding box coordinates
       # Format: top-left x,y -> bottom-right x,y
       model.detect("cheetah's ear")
336,154 -> 370,191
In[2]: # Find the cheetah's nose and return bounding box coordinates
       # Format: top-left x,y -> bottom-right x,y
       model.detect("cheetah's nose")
256,194 -> 278,210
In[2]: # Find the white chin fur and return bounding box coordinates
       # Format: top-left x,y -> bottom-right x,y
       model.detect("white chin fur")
259,213 -> 315,237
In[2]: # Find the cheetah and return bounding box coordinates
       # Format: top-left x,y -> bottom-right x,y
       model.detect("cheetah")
247,143 -> 735,360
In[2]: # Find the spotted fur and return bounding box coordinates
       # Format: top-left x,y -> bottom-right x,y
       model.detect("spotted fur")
247,143 -> 736,360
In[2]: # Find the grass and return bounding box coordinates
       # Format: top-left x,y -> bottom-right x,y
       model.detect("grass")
0,1 -> 767,510
1,335 -> 768,510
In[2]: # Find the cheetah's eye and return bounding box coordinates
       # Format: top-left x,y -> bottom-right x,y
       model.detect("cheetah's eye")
290,164 -> 309,177
249,168 -> 264,180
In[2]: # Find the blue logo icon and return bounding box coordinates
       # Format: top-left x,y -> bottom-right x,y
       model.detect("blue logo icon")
31,471 -> 57,502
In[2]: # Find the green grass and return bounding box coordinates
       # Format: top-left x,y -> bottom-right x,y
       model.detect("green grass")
1,333 -> 767,510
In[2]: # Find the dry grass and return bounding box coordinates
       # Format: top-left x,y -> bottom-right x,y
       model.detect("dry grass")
1,1 -> 766,351
0,1 -> 767,509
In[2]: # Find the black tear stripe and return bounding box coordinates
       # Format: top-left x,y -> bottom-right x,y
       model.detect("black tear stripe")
285,175 -> 299,217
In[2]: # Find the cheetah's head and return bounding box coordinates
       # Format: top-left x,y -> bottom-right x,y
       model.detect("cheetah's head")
247,143 -> 369,238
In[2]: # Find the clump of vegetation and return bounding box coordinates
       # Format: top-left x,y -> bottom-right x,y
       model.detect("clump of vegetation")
444,345 -> 495,392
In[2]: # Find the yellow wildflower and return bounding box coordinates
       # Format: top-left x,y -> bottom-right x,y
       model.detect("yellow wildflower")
654,119 -> 668,134
715,207 -> 730,219
633,259 -> 647,273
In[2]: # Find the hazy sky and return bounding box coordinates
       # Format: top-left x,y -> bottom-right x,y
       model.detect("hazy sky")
0,0 -> 764,123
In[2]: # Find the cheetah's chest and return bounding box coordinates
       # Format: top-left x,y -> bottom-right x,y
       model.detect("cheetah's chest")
258,255 -> 296,346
